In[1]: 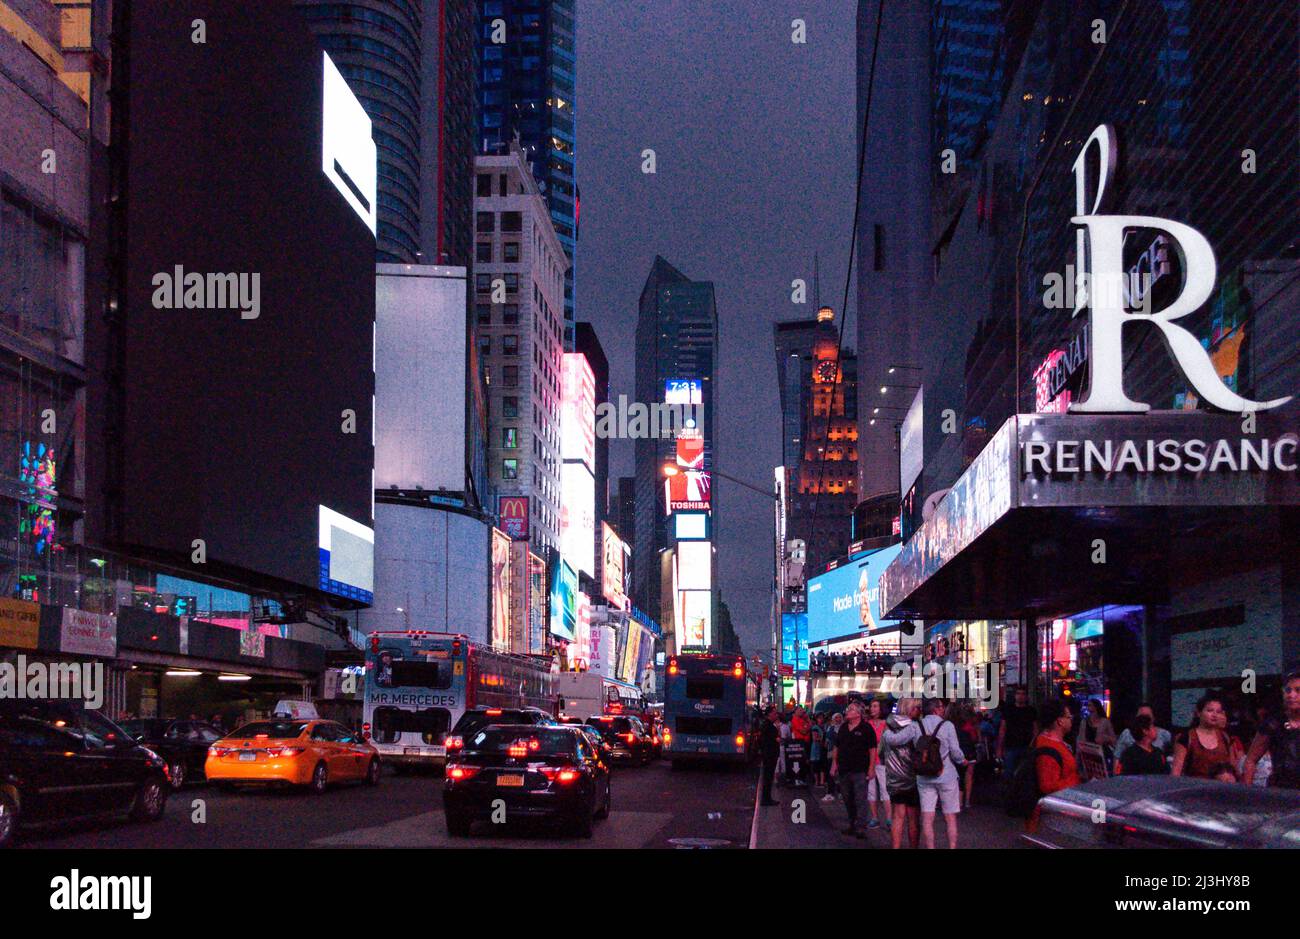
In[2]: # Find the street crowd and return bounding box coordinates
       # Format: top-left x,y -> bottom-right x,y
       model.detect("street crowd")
754,669 -> 1300,847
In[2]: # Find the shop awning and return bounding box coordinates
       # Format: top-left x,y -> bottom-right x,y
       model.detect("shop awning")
880,411 -> 1300,620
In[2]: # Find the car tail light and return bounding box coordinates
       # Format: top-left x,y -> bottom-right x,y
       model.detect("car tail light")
266,747 -> 304,758
733,661 -> 744,678
361,723 -> 371,740
735,734 -> 746,748
445,735 -> 464,750
663,729 -> 672,744
540,766 -> 581,784
486,709 -> 503,716
208,746 -> 221,757
668,658 -> 678,676
623,733 -> 636,743
652,735 -> 660,745
446,765 -> 479,780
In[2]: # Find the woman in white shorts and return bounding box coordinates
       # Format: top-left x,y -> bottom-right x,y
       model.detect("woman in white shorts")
914,699 -> 967,849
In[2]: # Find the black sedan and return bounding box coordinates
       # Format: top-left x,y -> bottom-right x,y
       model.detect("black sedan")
585,715 -> 654,766
443,725 -> 611,838
1026,775 -> 1300,849
0,699 -> 170,847
120,718 -> 223,789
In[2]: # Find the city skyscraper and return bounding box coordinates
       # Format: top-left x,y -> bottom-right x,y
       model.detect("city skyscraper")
773,307 -> 859,581
475,145 -> 568,553
633,256 -> 718,648
575,322 -> 610,568
296,0 -> 478,266
476,0 -> 578,345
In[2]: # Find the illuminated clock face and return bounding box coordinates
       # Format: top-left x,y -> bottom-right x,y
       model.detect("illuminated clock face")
816,361 -> 837,382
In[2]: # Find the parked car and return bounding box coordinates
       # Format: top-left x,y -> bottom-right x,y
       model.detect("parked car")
559,717 -> 616,765
205,719 -> 380,792
444,707 -> 558,759
585,715 -> 654,765
1025,775 -> 1300,849
443,725 -> 611,838
0,699 -> 169,847
121,719 -> 223,789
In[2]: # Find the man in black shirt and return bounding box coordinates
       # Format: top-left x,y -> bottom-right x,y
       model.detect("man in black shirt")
997,687 -> 1037,779
759,706 -> 780,806
830,701 -> 877,838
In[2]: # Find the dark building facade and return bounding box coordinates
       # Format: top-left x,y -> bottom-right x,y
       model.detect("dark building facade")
874,1 -> 1300,737
296,0 -> 477,267
477,0 -> 577,344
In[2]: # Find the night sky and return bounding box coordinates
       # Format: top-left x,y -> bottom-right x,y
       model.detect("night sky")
576,0 -> 858,656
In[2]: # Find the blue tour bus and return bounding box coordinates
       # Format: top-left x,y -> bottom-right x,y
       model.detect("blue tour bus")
662,653 -> 753,766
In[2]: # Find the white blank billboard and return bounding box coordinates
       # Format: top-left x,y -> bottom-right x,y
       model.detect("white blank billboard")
675,540 -> 712,591
375,265 -> 466,492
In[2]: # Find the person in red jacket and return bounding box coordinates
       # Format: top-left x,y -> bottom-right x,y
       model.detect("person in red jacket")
1027,698 -> 1079,832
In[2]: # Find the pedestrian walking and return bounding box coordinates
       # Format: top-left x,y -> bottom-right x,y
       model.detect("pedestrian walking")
810,712 -> 828,788
823,711 -> 843,799
1026,698 -> 1080,833
829,701 -> 877,839
1244,670 -> 1300,789
881,697 -> 922,849
1113,703 -> 1172,767
1172,694 -> 1241,782
759,706 -> 780,806
864,698 -> 891,829
1115,714 -> 1169,776
997,687 -> 1037,780
903,698 -> 967,849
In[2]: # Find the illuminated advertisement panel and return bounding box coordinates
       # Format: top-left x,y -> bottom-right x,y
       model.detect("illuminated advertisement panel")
572,591 -> 592,668
508,539 -> 530,653
675,540 -> 712,591
781,612 -> 809,671
562,353 -> 596,470
528,552 -> 547,653
665,470 -> 711,513
498,496 -> 529,540
664,379 -> 702,405
491,528 -> 511,650
560,462 -> 596,577
600,522 -> 629,610
675,433 -> 704,470
619,621 -> 645,685
806,544 -> 903,645
674,512 -> 709,540
550,559 -> 578,641
678,590 -> 711,650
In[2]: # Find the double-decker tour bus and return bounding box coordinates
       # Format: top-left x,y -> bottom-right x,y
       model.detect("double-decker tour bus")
362,631 -> 556,769
662,652 -> 755,767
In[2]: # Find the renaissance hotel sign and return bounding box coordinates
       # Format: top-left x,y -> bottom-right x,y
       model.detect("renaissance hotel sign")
878,124 -> 1297,621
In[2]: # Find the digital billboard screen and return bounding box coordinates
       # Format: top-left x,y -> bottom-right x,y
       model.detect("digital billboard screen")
560,462 -> 596,577
805,544 -> 903,645
600,522 -> 628,610
562,353 -> 596,470
491,529 -> 511,650
549,559 -> 578,641
94,1 -> 376,603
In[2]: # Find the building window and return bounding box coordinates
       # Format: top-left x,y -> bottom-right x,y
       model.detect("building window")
502,334 -> 519,356
478,336 -> 490,357
476,303 -> 491,325
477,211 -> 495,232
503,396 -> 519,418
502,427 -> 519,449
476,242 -> 492,263
502,365 -> 519,386
475,273 -> 492,293
503,304 -> 520,325
504,273 -> 519,290
501,211 -> 523,232
476,174 -> 492,197
502,459 -> 519,480
503,242 -> 520,262
498,174 -> 508,196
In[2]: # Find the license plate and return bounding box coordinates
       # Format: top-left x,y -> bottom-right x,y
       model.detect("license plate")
496,774 -> 524,787
239,751 -> 256,762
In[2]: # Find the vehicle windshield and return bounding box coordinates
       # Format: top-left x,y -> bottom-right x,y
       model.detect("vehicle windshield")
463,727 -> 581,760
226,721 -> 307,740
587,717 -> 634,735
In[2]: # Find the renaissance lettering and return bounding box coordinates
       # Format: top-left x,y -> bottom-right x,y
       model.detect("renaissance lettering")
1021,437 -> 1299,476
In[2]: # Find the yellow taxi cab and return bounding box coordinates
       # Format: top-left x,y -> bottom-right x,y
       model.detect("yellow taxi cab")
205,718 -> 380,792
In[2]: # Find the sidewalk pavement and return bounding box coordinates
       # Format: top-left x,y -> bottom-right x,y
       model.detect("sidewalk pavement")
753,773 -> 1028,849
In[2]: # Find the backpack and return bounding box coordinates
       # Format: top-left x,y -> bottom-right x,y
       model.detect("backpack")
914,718 -> 949,777
1004,746 -> 1064,818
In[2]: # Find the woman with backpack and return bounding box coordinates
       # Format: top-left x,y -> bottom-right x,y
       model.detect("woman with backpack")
880,697 -> 922,849
911,698 -> 968,848
1172,694 -> 1242,782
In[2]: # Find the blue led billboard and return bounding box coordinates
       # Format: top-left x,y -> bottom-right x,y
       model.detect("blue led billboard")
805,544 -> 903,644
